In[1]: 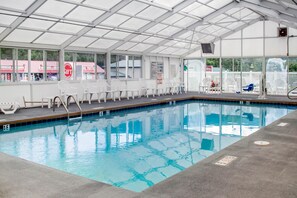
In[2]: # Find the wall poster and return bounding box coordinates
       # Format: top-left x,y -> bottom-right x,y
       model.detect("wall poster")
151,62 -> 164,84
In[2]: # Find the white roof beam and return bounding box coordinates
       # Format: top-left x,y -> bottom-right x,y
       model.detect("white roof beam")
107,0 -> 197,51
0,0 -> 47,42
144,1 -> 238,53
181,17 -> 262,57
60,0 -> 133,49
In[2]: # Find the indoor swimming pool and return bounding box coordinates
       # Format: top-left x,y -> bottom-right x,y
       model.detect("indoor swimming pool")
0,100 -> 296,192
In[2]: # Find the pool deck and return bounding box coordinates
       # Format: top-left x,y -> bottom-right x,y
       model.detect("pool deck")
1,92 -> 297,197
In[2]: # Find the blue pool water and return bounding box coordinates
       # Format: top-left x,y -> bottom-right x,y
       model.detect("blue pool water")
0,100 -> 296,192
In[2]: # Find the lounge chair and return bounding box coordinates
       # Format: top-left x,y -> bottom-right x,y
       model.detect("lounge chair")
243,83 -> 254,92
0,102 -> 20,114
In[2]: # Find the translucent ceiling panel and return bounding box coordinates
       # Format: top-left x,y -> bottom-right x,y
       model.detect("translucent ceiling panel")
144,37 -> 164,44
162,14 -> 184,25
207,0 -> 233,9
182,2 -> 202,14
34,33 -> 72,45
101,14 -> 130,27
116,42 -> 137,51
153,0 -> 184,8
130,35 -> 149,42
0,0 -> 35,11
20,18 -> 55,30
203,25 -> 222,34
226,8 -> 242,16
89,39 -> 118,49
83,0 -> 122,10
104,31 -> 130,40
227,22 -> 245,30
146,24 -> 168,34
171,49 -> 189,55
150,46 -> 167,53
231,8 -> 253,20
120,18 -> 150,30
35,1 -> 76,18
242,13 -> 260,20
159,47 -> 178,54
174,17 -> 196,28
128,43 -> 153,52
178,31 -> 193,39
0,27 -> 5,34
0,12 -> 18,26
85,28 -> 110,37
119,1 -> 148,16
158,26 -> 181,36
198,35 -> 215,43
209,14 -> 227,23
173,42 -> 190,48
219,16 -> 237,23
50,23 -> 84,34
190,5 -> 215,18
212,28 -> 229,37
4,29 -> 42,42
164,40 -> 178,47
136,6 -> 167,20
66,6 -> 105,23
69,36 -> 97,47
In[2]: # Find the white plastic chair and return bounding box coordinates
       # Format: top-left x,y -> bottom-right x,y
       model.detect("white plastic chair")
0,102 -> 20,114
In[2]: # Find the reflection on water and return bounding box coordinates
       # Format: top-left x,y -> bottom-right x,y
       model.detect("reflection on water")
0,101 -> 295,192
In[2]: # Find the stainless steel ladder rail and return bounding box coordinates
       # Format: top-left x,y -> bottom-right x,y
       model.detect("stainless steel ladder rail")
287,87 -> 297,100
53,96 -> 69,118
66,95 -> 82,119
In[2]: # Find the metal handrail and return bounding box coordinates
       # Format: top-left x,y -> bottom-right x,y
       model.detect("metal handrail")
53,96 -> 69,116
287,87 -> 297,100
67,95 -> 82,119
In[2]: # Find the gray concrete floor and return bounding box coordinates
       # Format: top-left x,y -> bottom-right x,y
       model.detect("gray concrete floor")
1,92 -> 297,197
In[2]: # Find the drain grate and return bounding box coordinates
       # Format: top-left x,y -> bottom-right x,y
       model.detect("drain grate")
214,155 -> 237,166
277,122 -> 288,127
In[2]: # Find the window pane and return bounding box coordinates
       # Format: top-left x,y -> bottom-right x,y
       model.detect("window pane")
111,55 -> 117,79
96,54 -> 106,79
0,48 -> 14,82
241,58 -> 262,94
31,50 -> 44,81
77,53 -> 95,80
134,56 -> 142,79
128,56 -> 133,78
288,58 -> 297,91
17,49 -> 29,82
222,58 -> 241,93
46,51 -> 59,81
206,58 -> 220,92
118,55 -> 126,79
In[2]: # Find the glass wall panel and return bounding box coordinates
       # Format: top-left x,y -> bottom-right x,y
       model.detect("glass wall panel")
111,55 -> 117,79
128,55 -> 142,79
266,57 -> 288,95
0,48 -> 14,82
96,54 -> 106,79
222,58 -> 241,93
46,51 -> 59,81
206,58 -> 220,92
118,55 -> 126,79
288,57 -> 297,91
31,50 -> 44,81
241,58 -> 262,94
17,49 -> 29,82
64,52 -> 75,80
76,53 -> 95,80
111,54 -> 130,79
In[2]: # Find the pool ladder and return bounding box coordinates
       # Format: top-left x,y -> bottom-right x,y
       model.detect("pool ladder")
53,95 -> 82,120
287,87 -> 297,100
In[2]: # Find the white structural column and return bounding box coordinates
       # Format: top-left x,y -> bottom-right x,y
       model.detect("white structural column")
144,2 -> 238,54
260,20 -> 267,99
0,0 -> 47,42
59,49 -> 65,80
106,52 -> 111,83
142,56 -> 146,79
219,39 -> 222,94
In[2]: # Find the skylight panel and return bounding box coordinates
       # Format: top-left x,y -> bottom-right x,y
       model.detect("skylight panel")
164,40 -> 178,46
152,0 -> 184,8
150,46 -> 167,53
136,6 -> 167,20
4,29 -> 42,43
69,36 -> 97,47
116,42 -> 137,51
198,35 -> 215,43
182,2 -> 202,13
178,31 -> 193,39
50,23 -> 84,34
144,37 -> 164,44
174,17 -> 196,28
227,22 -> 245,30
34,33 -> 72,45
159,47 -> 178,54
158,26 -> 181,36
20,18 -> 55,30
0,12 -> 18,26
128,43 -> 153,52
130,35 -> 150,42
83,0 -> 122,10
0,27 -> 5,34
89,38 -> 118,49
35,1 -> 76,18
171,49 -> 189,55
0,0 -> 35,11
85,28 -> 110,37
146,24 -> 168,34
101,14 -> 130,27
66,6 -> 105,23
207,0 -> 233,9
209,14 -> 228,23
118,1 -> 148,16
162,14 -> 184,25
231,8 -> 253,20
104,31 -> 130,40
190,5 -> 215,18
120,18 -> 150,30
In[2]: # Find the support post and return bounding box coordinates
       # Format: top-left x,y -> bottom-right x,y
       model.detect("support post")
59,49 -> 65,81
106,52 -> 111,83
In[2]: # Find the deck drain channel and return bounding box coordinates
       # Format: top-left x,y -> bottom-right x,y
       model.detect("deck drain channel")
254,141 -> 270,146
277,122 -> 288,127
214,155 -> 237,166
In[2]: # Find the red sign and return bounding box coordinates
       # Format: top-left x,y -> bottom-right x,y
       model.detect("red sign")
64,63 -> 72,78
206,65 -> 213,72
